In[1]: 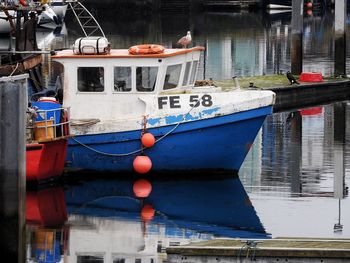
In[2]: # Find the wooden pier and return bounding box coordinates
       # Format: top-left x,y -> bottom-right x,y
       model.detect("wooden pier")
214,75 -> 350,112
166,238 -> 350,262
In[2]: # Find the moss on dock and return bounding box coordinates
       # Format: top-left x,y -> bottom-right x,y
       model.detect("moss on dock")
214,74 -> 349,90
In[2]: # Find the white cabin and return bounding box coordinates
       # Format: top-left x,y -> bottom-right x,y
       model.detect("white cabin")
52,47 -> 205,121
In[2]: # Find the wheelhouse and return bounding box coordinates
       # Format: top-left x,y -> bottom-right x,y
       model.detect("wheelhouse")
53,47 -> 204,94
52,47 -> 204,120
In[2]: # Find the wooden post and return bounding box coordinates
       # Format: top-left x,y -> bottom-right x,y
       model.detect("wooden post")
291,0 -> 303,75
0,74 -> 28,262
334,0 -> 346,77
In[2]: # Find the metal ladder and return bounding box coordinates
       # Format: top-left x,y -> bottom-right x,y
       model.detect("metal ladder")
67,0 -> 105,38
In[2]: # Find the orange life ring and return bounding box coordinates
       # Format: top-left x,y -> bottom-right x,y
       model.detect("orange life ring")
128,44 -> 165,55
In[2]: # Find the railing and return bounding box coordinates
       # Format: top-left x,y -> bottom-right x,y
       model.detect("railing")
26,106 -> 71,143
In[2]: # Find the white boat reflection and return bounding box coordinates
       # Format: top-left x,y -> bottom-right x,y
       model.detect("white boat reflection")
63,177 -> 268,262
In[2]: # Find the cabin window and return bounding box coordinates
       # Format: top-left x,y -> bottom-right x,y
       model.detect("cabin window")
182,62 -> 191,86
114,67 -> 132,92
189,61 -> 198,85
77,67 -> 104,92
77,255 -> 104,263
136,66 -> 158,92
163,64 -> 181,90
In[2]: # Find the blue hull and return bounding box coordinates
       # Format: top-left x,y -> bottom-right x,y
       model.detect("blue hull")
66,106 -> 272,173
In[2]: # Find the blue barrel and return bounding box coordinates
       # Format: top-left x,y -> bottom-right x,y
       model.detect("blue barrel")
32,98 -> 61,124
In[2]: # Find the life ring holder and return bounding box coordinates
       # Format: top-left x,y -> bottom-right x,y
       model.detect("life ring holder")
128,44 -> 165,55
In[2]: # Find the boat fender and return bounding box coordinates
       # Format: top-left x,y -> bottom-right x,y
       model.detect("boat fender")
141,133 -> 155,148
129,44 -> 165,55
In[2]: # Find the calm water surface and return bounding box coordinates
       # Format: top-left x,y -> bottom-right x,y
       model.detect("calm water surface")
23,8 -> 350,263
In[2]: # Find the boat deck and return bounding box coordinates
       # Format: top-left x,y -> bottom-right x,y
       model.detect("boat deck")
52,46 -> 205,59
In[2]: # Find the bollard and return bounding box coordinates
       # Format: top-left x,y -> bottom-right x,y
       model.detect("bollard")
334,0 -> 346,77
0,74 -> 28,262
291,0 -> 303,75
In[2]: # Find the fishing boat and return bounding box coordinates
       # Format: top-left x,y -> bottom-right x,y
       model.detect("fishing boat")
52,37 -> 275,175
0,0 -> 67,33
38,0 -> 68,26
26,97 -> 70,181
264,0 -> 291,9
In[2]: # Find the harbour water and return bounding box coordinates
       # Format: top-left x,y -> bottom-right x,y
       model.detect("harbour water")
1,5 -> 349,262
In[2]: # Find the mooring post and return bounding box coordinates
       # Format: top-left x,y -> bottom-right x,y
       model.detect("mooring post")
334,0 -> 346,77
291,0 -> 303,75
0,74 -> 28,262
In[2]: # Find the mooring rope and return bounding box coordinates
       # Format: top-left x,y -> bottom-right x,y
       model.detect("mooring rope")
71,98 -> 202,157
9,63 -> 19,77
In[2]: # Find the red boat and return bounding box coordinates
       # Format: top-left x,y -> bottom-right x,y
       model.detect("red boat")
26,97 -> 70,182
26,139 -> 68,181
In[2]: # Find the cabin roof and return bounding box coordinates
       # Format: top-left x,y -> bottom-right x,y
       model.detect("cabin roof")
52,46 -> 205,59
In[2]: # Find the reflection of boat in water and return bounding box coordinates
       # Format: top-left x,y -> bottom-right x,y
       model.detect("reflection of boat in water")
299,106 -> 323,116
63,177 -> 268,262
26,186 -> 67,226
26,186 -> 69,263
52,38 -> 275,174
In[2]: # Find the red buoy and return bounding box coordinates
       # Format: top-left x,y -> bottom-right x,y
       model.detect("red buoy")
133,155 -> 152,174
141,204 -> 155,221
141,133 -> 155,148
133,179 -> 152,198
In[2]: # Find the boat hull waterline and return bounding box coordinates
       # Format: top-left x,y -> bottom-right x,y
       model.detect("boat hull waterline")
66,105 -> 272,174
